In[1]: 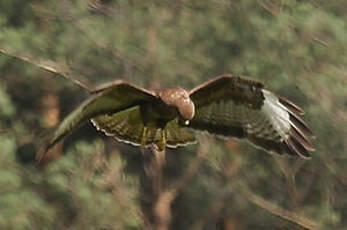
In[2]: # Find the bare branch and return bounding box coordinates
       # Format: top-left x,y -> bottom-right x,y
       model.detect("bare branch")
312,37 -> 329,47
189,146 -> 244,230
147,140 -> 209,230
147,145 -> 171,230
0,129 -> 14,135
189,195 -> 227,230
239,183 -> 321,230
168,138 -> 209,195
47,1 -> 141,81
257,0 -> 283,16
0,48 -> 93,92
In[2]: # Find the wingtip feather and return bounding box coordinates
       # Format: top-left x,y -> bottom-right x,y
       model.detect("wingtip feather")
278,96 -> 305,115
290,122 -> 315,152
278,95 -> 315,157
285,136 -> 312,159
289,113 -> 315,138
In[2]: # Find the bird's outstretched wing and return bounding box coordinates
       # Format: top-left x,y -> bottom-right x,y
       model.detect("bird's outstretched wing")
41,81 -> 158,154
188,74 -> 315,158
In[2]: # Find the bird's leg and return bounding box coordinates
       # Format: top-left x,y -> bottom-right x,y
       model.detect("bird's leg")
140,126 -> 148,154
156,128 -> 166,152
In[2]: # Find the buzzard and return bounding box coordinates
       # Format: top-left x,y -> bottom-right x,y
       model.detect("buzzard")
42,75 -> 315,159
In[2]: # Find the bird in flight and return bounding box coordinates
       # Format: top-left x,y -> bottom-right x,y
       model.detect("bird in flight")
41,74 -> 315,159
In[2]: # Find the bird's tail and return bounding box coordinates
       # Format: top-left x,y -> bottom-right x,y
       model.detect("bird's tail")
91,106 -> 196,149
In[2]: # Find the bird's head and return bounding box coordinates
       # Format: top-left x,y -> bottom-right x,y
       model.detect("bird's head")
158,88 -> 195,122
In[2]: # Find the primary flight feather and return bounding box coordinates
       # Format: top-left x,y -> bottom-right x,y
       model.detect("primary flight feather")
41,74 -> 315,159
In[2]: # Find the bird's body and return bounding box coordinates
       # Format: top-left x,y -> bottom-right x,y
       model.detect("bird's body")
41,75 -> 315,159
91,87 -> 196,150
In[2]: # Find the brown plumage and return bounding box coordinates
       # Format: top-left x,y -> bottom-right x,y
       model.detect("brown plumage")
41,74 -> 315,159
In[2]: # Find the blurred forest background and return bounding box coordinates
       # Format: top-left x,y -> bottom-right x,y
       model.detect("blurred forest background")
0,0 -> 346,230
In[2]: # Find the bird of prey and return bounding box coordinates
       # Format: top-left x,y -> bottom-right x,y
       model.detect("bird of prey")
42,74 -> 315,159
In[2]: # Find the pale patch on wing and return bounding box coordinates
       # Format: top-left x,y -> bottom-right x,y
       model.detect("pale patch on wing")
244,89 -> 314,158
256,89 -> 291,140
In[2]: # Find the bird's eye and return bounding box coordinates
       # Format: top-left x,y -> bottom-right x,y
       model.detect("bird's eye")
184,120 -> 190,125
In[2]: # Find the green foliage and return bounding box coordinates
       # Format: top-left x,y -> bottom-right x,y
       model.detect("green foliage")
0,0 -> 346,229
